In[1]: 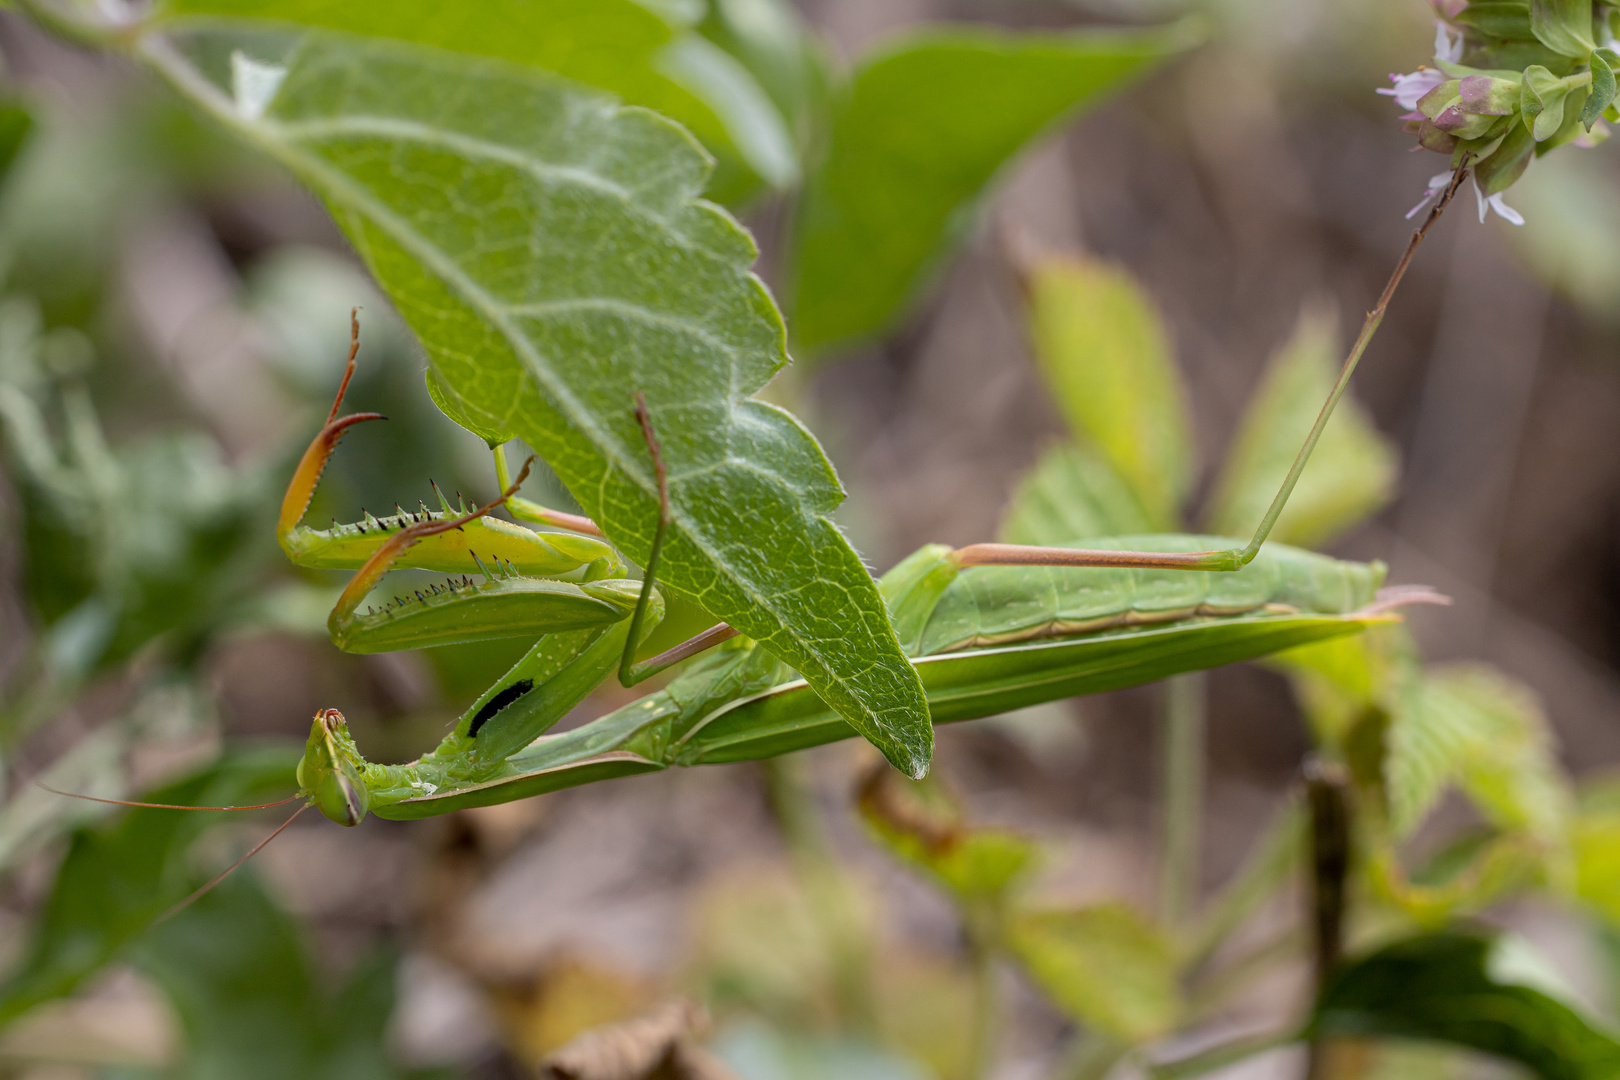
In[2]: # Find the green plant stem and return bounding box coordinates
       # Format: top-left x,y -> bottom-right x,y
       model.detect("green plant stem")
762,755 -> 877,1037
1161,672 -> 1206,927
13,0 -> 125,50
1303,760 -> 1352,1080
1150,1029 -> 1298,1079
1053,1034 -> 1129,1080
1185,799 -> 1304,971
1185,928 -> 1303,1022
965,905 -> 1000,1080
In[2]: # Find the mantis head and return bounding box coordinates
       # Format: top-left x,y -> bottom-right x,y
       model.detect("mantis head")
298,709 -> 371,826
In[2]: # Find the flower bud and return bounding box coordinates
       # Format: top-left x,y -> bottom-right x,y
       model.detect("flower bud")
1457,74 -> 1519,115
1405,116 -> 1461,154
1418,79 -> 1462,119
1419,79 -> 1504,139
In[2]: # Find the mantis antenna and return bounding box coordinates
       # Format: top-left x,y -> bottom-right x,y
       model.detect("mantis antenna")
38,784 -> 312,925
155,803 -> 311,924
956,164 -> 1475,573
37,784 -> 300,811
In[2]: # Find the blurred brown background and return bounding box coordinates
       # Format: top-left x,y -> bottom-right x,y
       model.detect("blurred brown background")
2,0 -> 1618,1077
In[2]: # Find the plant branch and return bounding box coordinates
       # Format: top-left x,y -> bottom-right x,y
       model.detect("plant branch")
1303,759 -> 1352,1080
1161,672 -> 1206,927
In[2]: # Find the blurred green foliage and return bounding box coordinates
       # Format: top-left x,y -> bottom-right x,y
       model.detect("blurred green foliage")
0,2 -> 1616,1079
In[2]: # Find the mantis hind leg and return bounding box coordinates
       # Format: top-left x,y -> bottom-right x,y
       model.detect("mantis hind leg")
961,165 -> 1474,576
616,393 -> 739,688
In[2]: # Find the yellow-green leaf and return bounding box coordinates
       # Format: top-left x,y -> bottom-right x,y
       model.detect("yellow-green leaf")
1389,665 -> 1571,846
1025,256 -> 1191,528
1205,305 -> 1397,548
998,442 -> 1154,545
857,769 -> 1036,903
1003,904 -> 1179,1042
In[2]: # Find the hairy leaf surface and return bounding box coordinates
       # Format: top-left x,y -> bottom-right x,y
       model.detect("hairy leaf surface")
141,31 -> 932,774
1387,664 -> 1570,844
790,25 -> 1184,353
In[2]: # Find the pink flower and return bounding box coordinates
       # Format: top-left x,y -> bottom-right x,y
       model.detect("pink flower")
1404,172 -> 1527,226
1474,180 -> 1524,225
1406,171 -> 1455,219
1381,68 -> 1448,112
1434,20 -> 1465,63
1378,22 -> 1465,111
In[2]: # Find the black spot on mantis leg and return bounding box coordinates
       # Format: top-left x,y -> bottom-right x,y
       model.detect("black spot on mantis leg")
468,678 -> 536,738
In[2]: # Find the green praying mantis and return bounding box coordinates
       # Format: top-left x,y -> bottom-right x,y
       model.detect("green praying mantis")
278,166 -> 1473,828
277,311 -> 1432,828
54,157 -> 1466,847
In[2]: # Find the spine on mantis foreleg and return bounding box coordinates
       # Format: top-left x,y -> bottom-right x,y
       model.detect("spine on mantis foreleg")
276,312 -> 624,581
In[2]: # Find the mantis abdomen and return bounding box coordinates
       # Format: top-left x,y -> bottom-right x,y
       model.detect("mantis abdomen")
918,535 -> 1386,656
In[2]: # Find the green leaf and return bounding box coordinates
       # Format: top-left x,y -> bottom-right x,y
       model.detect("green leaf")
789,24 -> 1186,354
1576,812 -> 1620,927
0,319 -> 276,683
132,876 -> 406,1080
1387,665 -> 1571,844
856,770 -> 1037,904
149,0 -> 795,200
1531,0 -> 1596,58
998,442 -> 1154,546
0,99 -> 34,181
1477,117 -> 1537,195
1205,305 -> 1398,548
1022,256 -> 1192,528
715,1021 -> 933,1080
1314,931 -> 1620,1080
142,31 -> 932,776
1497,151 -> 1620,320
0,749 -> 300,1026
1581,51 -> 1618,128
698,0 -> 830,157
1457,1 -> 1540,41
1003,904 -> 1179,1042
1571,774 -> 1620,926
1523,64 -> 1578,140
